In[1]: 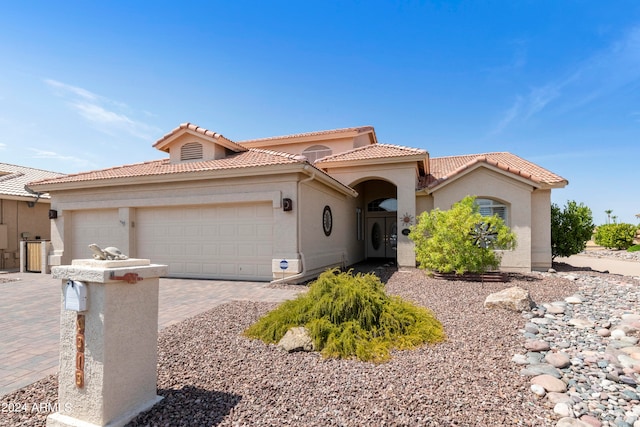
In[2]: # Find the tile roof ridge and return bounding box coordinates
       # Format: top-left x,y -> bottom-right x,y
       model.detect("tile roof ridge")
431,151 -> 509,159
154,122 -> 243,149
0,162 -> 64,175
376,142 -> 427,153
238,125 -> 374,143
30,158 -> 168,184
248,147 -> 309,162
316,142 -> 427,163
0,171 -> 24,183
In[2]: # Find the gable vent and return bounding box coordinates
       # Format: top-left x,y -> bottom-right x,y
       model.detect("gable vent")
180,142 -> 204,161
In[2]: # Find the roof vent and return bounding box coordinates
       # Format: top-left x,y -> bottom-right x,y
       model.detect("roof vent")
180,142 -> 204,161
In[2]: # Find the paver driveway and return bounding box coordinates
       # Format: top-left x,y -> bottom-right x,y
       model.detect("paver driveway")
0,272 -> 302,397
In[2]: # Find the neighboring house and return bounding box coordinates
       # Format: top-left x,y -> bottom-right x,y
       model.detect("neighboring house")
29,124 -> 567,282
0,163 -> 63,270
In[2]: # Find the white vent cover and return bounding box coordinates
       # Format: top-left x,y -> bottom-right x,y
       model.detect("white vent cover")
180,142 -> 204,161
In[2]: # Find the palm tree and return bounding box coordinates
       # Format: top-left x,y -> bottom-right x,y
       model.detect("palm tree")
605,209 -> 613,224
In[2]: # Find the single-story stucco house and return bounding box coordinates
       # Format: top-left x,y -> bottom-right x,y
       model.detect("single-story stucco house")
29,124 -> 567,282
0,163 -> 63,271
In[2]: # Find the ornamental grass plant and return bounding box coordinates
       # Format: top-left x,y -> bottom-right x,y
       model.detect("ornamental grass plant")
244,269 -> 445,363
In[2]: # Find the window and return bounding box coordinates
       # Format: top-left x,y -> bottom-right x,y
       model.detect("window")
302,145 -> 332,163
180,142 -> 203,161
476,198 -> 507,223
367,198 -> 397,212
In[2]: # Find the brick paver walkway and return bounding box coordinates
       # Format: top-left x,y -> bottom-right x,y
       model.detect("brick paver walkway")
0,272 -> 302,397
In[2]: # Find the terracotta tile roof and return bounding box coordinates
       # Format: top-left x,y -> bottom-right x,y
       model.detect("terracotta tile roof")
29,149 -> 308,186
422,152 -> 568,189
154,122 -> 247,152
239,126 -> 375,144
0,163 -> 63,198
315,143 -> 427,164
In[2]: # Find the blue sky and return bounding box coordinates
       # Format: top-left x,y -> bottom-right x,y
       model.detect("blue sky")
1,1 -> 639,225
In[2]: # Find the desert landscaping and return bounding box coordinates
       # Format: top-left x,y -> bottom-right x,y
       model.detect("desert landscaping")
2,250 -> 639,427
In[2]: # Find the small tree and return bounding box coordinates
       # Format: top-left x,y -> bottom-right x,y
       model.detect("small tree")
605,209 -> 613,225
594,223 -> 637,250
409,196 -> 516,274
551,201 -> 594,260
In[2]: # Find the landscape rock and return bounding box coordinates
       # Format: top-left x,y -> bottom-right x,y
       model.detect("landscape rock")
556,417 -> 593,427
579,414 -> 602,427
525,339 -> 551,352
277,326 -> 315,352
531,374 -> 567,393
484,286 -> 535,311
553,402 -> 572,417
545,351 -> 571,369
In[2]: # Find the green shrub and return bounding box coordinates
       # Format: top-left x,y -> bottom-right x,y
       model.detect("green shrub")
551,201 -> 594,260
244,269 -> 445,363
408,196 -> 516,274
628,244 -> 640,252
594,223 -> 637,250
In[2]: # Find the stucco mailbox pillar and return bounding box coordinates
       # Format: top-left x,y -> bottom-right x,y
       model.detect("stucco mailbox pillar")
46,258 -> 168,427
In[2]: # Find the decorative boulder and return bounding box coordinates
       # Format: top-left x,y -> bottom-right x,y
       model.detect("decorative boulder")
277,327 -> 315,352
484,286 -> 535,312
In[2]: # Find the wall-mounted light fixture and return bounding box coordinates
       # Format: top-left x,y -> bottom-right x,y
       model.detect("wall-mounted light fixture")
49,209 -> 58,219
283,198 -> 293,212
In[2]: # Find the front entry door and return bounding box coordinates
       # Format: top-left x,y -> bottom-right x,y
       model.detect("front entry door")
366,217 -> 397,259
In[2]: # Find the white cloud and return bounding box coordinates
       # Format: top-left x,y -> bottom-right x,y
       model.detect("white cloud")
44,79 -> 98,101
491,25 -> 640,135
0,142 -> 6,150
44,79 -> 161,141
28,148 -> 95,169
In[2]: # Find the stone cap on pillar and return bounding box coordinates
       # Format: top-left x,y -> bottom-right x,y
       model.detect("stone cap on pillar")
52,259 -> 168,283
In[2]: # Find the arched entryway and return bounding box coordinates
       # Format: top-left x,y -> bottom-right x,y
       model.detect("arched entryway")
352,179 -> 398,262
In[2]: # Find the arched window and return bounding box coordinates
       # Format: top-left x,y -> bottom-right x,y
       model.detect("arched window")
367,198 -> 397,212
180,142 -> 203,161
476,198 -> 508,223
302,145 -> 332,163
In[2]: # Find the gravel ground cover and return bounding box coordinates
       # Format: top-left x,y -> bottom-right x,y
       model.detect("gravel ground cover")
581,250 -> 640,263
1,266 -> 582,427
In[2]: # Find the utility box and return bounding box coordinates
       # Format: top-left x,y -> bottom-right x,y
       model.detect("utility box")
64,280 -> 87,312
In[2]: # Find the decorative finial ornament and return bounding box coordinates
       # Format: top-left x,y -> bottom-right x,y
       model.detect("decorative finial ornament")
401,213 -> 414,225
88,243 -> 129,260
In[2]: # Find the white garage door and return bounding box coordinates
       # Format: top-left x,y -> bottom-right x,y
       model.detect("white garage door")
70,209 -> 122,261
136,203 -> 274,280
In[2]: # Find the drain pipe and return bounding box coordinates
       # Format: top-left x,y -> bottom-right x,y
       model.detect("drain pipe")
270,166 -> 315,285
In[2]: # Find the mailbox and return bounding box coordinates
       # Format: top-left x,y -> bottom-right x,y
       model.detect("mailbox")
65,280 -> 87,312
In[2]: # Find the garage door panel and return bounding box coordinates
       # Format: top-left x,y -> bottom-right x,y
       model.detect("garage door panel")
71,209 -> 121,261
137,203 -> 273,280
201,225 -> 218,238
256,224 -> 272,238
256,244 -> 272,257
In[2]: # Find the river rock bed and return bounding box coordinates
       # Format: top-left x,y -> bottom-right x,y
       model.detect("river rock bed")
514,271 -> 640,427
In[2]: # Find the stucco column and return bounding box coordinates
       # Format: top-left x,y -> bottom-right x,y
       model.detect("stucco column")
46,259 -> 167,427
396,183 -> 416,268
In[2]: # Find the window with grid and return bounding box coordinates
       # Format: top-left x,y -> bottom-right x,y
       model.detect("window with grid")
302,145 -> 332,163
476,198 -> 507,223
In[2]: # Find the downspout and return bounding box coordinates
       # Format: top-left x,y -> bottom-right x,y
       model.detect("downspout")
270,165 -> 315,284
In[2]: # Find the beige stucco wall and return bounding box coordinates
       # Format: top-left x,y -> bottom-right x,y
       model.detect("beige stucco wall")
48,174 -> 300,269
298,178 -> 357,278
244,136 -> 361,159
0,198 -> 51,270
530,189 -> 552,270
430,166 -> 534,272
